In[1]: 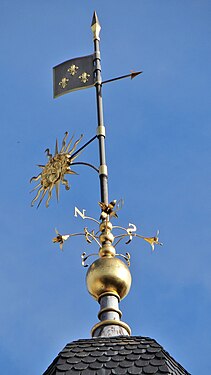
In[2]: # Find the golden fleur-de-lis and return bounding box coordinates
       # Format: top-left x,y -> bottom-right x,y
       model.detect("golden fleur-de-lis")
59,77 -> 69,89
67,64 -> 78,76
79,72 -> 90,83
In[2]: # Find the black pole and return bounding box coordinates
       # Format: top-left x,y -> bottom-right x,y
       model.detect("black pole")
91,12 -> 109,205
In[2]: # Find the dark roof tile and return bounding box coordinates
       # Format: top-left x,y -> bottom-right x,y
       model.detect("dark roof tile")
111,345 -> 124,350
97,346 -> 112,352
73,362 -> 89,370
128,366 -> 143,374
71,347 -> 84,353
82,357 -> 97,364
142,365 -> 158,374
57,364 -> 72,371
141,354 -> 156,360
79,369 -> 96,375
89,361 -> 104,370
84,347 -> 98,352
147,347 -> 161,354
119,360 -> 134,368
90,351 -> 104,357
61,352 -> 76,359
65,370 -> 79,375
138,344 -> 149,349
125,344 -> 140,350
111,355 -> 125,362
97,355 -> 112,363
118,349 -> 132,355
104,360 -> 119,369
133,348 -> 146,354
96,369 -> 111,375
150,359 -> 165,366
155,352 -> 164,359
111,368 -> 127,374
135,359 -> 150,367
75,352 -> 89,358
126,354 -> 141,361
66,357 -> 81,364
158,364 -> 169,373
104,350 -> 119,357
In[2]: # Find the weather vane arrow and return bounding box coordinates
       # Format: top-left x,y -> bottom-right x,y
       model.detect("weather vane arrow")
102,71 -> 143,85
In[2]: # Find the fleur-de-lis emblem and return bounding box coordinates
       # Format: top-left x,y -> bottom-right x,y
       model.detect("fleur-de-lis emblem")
59,77 -> 69,89
79,72 -> 90,83
67,64 -> 78,76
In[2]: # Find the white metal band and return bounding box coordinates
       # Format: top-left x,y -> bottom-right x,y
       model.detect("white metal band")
99,165 -> 108,176
96,125 -> 106,137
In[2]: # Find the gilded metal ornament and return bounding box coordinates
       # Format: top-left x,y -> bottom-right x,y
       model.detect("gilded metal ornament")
59,77 -> 69,88
52,229 -> 70,250
79,72 -> 90,83
30,132 -> 83,208
67,64 -> 78,76
52,203 -> 163,261
98,199 -> 124,220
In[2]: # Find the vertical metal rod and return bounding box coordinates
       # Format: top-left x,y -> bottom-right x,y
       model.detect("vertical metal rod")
92,12 -> 109,205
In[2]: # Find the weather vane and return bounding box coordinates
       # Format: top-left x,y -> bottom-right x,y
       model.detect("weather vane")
31,12 -> 162,337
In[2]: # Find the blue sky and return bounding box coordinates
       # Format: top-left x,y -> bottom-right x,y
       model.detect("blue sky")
1,1 -> 211,374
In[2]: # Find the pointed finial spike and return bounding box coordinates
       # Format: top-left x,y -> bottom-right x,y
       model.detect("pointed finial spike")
91,11 -> 100,27
91,11 -> 101,39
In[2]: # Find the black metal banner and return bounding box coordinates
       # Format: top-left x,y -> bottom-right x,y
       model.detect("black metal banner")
53,54 -> 95,98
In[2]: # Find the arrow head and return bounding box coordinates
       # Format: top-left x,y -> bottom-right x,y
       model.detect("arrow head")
131,71 -> 143,80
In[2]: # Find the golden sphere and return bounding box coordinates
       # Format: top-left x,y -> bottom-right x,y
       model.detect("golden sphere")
86,257 -> 132,301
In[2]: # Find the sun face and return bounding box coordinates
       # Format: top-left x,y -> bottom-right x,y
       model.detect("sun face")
30,132 -> 83,208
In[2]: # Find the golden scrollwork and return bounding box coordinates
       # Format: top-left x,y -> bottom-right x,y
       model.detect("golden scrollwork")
51,203 -> 163,264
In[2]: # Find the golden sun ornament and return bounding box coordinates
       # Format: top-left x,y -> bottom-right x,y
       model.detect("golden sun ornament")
30,132 -> 83,208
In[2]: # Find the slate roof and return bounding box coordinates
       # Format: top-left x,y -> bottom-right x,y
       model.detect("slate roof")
43,336 -> 190,375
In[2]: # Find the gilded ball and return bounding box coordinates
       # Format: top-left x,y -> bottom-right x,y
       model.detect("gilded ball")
86,257 -> 132,301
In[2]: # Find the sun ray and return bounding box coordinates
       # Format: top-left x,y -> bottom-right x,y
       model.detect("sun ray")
70,151 -> 82,162
37,190 -> 47,208
30,182 -> 41,193
46,185 -> 54,208
69,134 -> 83,155
55,138 -> 59,155
45,148 -> 52,159
30,173 -> 42,183
65,133 -> 75,153
31,186 -> 43,206
60,131 -> 69,153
